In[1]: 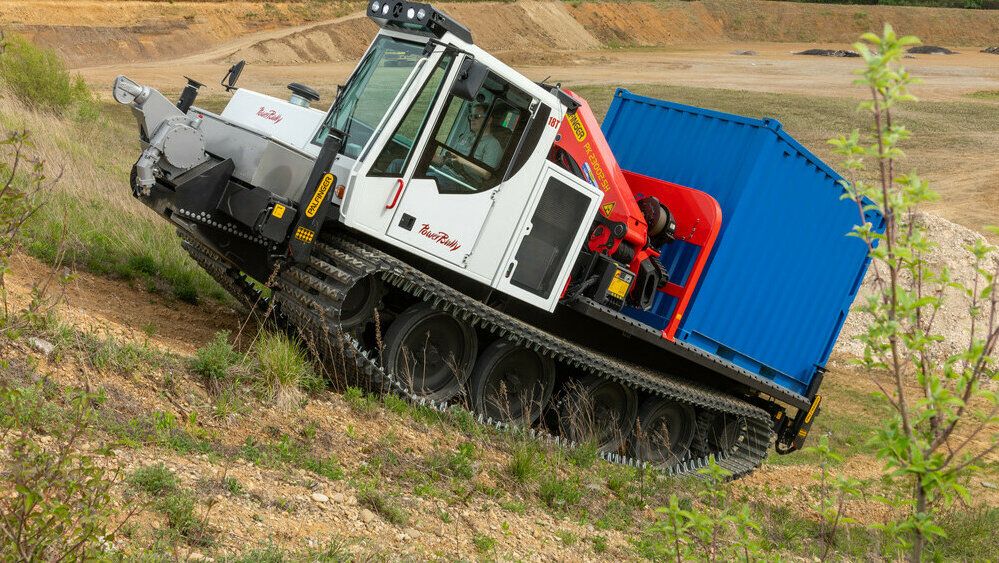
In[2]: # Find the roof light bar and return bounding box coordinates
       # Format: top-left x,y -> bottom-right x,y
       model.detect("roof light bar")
367,1 -> 472,44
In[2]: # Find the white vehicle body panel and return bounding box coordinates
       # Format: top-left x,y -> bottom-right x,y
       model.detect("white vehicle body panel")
220,89 -> 326,152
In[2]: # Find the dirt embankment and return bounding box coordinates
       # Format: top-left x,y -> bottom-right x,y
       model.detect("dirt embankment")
11,0 -> 999,69
705,0 -> 999,46
1,1 -> 359,67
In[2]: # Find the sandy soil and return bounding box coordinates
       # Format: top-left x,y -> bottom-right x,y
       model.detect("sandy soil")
4,254 -> 240,355
76,41 -> 999,106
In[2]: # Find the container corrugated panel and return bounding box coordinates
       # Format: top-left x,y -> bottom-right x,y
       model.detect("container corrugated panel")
603,89 -> 881,397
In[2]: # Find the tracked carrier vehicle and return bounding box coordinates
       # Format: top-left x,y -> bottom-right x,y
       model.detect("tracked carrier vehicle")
113,2 -> 880,477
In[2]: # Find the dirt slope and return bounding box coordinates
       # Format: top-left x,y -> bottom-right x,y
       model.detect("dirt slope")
2,0 -> 359,67
705,0 -> 999,45
3,226 -> 995,558
4,254 -> 239,356
12,1 -> 999,69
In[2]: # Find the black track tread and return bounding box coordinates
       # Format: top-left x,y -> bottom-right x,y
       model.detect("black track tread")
183,230 -> 772,477
180,233 -> 269,315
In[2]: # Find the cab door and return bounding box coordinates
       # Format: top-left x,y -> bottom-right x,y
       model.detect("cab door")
338,42 -> 454,238
494,162 -> 603,311
383,66 -> 539,268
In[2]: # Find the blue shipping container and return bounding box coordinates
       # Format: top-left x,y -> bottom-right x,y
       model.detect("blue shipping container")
603,89 -> 882,398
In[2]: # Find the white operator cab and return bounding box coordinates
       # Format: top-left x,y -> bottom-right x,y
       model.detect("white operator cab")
313,2 -> 604,312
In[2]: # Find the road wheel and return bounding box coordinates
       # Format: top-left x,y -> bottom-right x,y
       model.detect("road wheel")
703,413 -> 747,455
560,375 -> 638,453
469,340 -> 555,425
383,302 -> 477,401
339,275 -> 381,330
631,397 -> 696,465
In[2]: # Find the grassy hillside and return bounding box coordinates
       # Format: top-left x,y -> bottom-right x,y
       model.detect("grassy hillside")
1,311 -> 995,559
1,31 -> 996,561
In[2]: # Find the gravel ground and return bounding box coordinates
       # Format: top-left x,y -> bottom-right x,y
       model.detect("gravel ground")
837,212 -> 998,360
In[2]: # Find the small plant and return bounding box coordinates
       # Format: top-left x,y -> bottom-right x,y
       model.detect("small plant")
805,435 -> 861,559
254,330 -> 322,405
357,488 -> 408,526
193,330 -> 243,390
507,442 -> 542,483
567,441 -> 599,468
0,387 -> 129,560
127,463 -> 178,497
591,534 -> 608,554
303,455 -> 344,481
224,476 -> 244,496
430,441 -> 477,480
556,530 -> 578,546
539,473 -> 582,511
343,386 -> 376,413
831,25 -> 999,561
382,393 -> 409,415
636,459 -> 763,561
156,491 -> 214,547
472,533 -> 497,553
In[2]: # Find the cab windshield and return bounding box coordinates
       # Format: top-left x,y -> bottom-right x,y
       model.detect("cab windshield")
313,35 -> 425,158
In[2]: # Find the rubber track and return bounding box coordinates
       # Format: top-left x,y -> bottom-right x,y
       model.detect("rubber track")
182,231 -> 772,478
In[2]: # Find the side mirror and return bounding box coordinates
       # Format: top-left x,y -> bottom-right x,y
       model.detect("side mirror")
221,60 -> 245,93
450,58 -> 488,101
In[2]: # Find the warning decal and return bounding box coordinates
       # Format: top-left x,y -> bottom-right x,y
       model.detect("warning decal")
567,112 -> 587,142
305,173 -> 335,218
601,201 -> 616,217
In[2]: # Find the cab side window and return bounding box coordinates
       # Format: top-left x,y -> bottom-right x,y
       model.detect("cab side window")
413,71 -> 534,194
369,54 -> 454,176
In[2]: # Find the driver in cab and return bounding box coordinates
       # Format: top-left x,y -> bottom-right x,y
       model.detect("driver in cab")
435,103 -> 503,184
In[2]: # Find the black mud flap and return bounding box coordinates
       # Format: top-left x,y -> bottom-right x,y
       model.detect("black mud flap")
775,393 -> 822,454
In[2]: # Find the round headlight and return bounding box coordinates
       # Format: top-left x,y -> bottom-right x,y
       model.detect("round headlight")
416,8 -> 426,19
406,7 -> 415,19
371,1 -> 380,12
381,4 -> 389,15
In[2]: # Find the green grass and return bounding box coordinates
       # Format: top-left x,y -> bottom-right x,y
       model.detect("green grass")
766,383 -> 892,467
507,442 -> 542,483
357,487 -> 408,526
567,441 -> 599,469
428,442 -> 477,480
929,507 -> 999,560
0,34 -> 97,119
10,101 -> 227,304
0,36 -> 226,305
965,89 -> 999,101
539,473 -> 583,511
192,331 -> 242,383
472,533 -> 497,553
772,0 -> 991,7
253,331 -> 323,399
155,490 -> 214,547
128,464 -> 178,497
223,476 -> 244,496
239,434 -> 344,481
